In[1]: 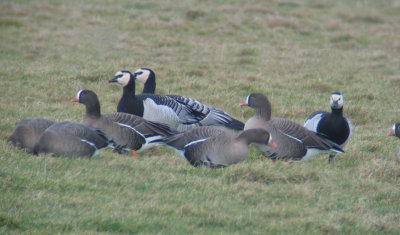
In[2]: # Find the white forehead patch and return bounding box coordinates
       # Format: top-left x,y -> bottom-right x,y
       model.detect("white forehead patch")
76,90 -> 83,101
135,69 -> 151,84
116,71 -> 131,87
330,93 -> 344,108
246,95 -> 251,105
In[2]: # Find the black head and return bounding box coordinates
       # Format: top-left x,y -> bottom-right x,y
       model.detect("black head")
109,70 -> 134,87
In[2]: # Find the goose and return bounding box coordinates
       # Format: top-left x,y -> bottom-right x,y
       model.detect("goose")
133,68 -> 156,94
387,123 -> 400,163
163,126 -> 276,168
387,123 -> 400,138
8,118 -> 56,153
72,89 -> 174,157
240,93 -> 344,161
108,70 -> 244,132
33,121 -> 110,158
304,92 -> 351,162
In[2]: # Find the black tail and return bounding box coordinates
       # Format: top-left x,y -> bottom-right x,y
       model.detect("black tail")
225,118 -> 244,131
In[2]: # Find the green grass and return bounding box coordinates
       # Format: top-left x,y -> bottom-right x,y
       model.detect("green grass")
1,0 -> 400,233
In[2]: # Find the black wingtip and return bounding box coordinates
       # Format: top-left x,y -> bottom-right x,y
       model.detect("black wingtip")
225,118 -> 245,131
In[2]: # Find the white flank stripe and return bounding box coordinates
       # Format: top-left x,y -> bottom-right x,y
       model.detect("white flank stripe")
114,122 -> 145,139
80,138 -> 97,153
184,138 -> 208,148
281,132 -> 303,143
304,113 -> 323,132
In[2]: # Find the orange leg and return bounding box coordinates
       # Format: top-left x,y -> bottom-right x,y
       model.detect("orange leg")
131,150 -> 137,159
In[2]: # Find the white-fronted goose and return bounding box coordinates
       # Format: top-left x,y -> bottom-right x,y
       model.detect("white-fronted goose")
8,118 -> 56,153
33,121 -> 110,158
109,70 -> 244,132
163,126 -> 276,168
240,93 -> 344,161
304,92 -> 351,162
72,89 -> 174,157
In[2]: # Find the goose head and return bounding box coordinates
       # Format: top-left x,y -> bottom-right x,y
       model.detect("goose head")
109,71 -> 133,87
133,68 -> 154,84
71,89 -> 98,104
239,128 -> 277,147
387,123 -> 400,138
330,92 -> 344,110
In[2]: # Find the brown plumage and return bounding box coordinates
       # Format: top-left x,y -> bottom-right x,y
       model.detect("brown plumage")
164,126 -> 276,168
8,118 -> 55,153
33,121 -> 110,158
72,89 -> 174,155
240,93 -> 343,161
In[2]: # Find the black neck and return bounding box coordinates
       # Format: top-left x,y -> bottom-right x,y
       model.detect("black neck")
142,74 -> 156,94
122,78 -> 136,98
331,107 -> 343,116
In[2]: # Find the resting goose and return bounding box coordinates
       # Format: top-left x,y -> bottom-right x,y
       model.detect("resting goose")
304,92 -> 351,162
33,121 -> 110,158
240,93 -> 344,161
72,89 -> 173,157
8,118 -> 56,153
109,70 -> 244,132
163,126 -> 276,168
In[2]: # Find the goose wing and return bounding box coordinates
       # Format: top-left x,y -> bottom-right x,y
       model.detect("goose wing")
270,118 -> 338,150
47,122 -> 110,149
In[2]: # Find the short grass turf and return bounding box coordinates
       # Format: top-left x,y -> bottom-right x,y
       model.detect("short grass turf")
1,0 -> 400,234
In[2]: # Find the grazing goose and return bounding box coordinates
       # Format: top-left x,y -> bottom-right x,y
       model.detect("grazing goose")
109,70 -> 244,132
163,126 -> 276,168
240,93 -> 344,161
33,121 -> 110,158
72,89 -> 173,157
304,92 -> 351,162
8,118 -> 56,153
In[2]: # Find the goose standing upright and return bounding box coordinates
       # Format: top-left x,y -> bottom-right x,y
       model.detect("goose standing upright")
72,89 -> 174,157
109,70 -> 244,132
33,121 -> 110,158
163,126 -> 276,168
304,92 -> 351,162
8,118 -> 56,153
240,93 -> 344,161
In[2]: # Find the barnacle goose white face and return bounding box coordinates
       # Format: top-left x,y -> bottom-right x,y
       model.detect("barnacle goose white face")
330,93 -> 344,109
114,71 -> 131,87
134,68 -> 151,84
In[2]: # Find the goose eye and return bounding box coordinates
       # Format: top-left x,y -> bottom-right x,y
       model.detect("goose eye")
136,72 -> 143,75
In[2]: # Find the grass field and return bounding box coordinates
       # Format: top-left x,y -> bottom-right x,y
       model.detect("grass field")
1,0 -> 400,234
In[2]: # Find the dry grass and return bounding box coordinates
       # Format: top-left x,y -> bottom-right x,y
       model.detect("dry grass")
1,0 -> 400,234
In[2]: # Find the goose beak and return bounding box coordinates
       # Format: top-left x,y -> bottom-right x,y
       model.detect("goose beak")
71,98 -> 79,102
239,101 -> 248,106
387,130 -> 395,136
269,141 -> 277,148
109,76 -> 119,83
